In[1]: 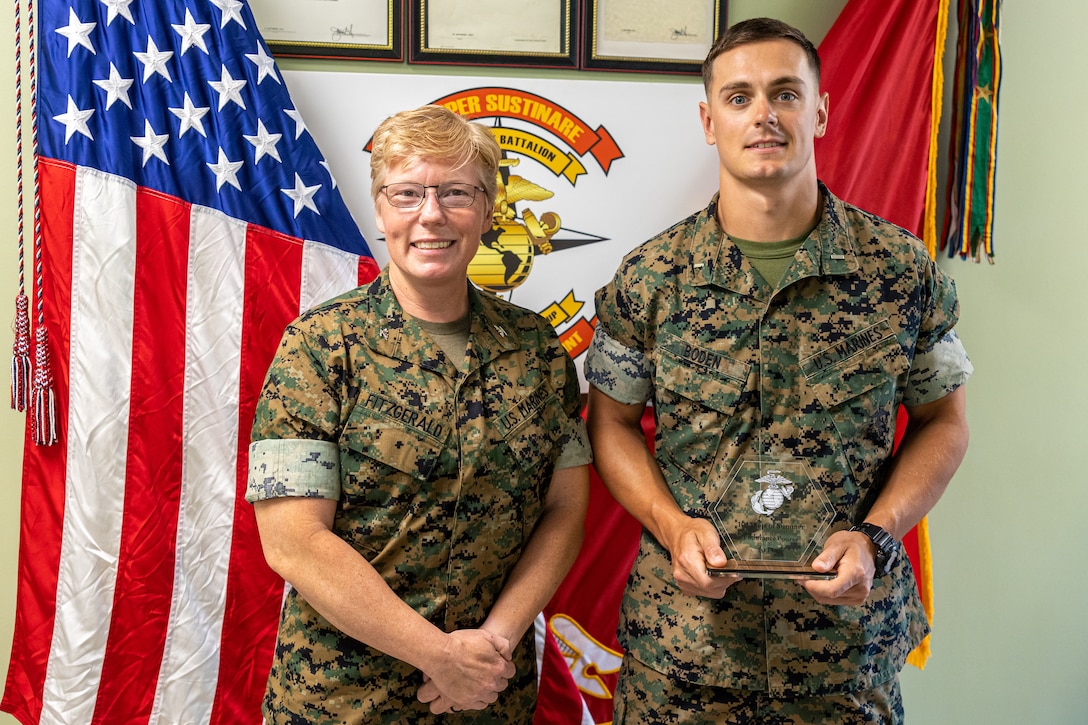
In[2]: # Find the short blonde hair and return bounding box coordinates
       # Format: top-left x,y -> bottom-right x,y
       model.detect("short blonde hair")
369,104 -> 500,208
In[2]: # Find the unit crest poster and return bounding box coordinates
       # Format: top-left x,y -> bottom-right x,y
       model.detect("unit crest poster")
284,71 -> 718,387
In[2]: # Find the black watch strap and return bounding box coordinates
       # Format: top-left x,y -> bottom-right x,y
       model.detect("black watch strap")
849,522 -> 899,577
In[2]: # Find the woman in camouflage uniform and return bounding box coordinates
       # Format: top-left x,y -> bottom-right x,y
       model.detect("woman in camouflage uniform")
246,105 -> 591,724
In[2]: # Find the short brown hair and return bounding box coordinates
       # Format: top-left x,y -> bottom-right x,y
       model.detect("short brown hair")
702,17 -> 821,94
369,104 -> 501,207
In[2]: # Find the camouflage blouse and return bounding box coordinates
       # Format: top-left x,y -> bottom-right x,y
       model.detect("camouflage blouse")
585,184 -> 972,696
247,268 -> 589,723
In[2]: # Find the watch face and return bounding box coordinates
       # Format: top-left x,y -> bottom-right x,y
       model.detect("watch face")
876,550 -> 892,576
878,539 -> 898,576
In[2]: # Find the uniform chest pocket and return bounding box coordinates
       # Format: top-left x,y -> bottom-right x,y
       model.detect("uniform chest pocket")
801,320 -> 909,483
496,383 -> 563,474
343,418 -> 448,479
654,340 -> 747,477
801,320 -> 909,411
655,340 -> 747,414
337,404 -> 451,557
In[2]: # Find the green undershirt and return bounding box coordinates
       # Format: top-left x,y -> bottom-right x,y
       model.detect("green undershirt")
731,232 -> 810,290
416,312 -> 471,370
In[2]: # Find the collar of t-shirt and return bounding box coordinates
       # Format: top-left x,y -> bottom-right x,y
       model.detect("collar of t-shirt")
415,311 -> 472,370
729,231 -> 811,290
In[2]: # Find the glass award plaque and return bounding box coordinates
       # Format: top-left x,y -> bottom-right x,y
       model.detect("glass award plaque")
708,457 -> 838,579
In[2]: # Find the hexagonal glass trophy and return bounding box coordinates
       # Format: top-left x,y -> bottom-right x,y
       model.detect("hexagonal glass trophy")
708,457 -> 838,579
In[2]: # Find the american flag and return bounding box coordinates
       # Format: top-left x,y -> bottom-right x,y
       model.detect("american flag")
3,1 -> 377,722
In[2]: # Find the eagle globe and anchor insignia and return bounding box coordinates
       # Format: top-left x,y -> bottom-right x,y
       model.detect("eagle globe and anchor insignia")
469,157 -> 561,293
710,458 -> 838,579
750,469 -> 795,516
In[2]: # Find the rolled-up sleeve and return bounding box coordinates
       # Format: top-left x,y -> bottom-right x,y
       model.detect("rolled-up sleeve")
904,264 -> 974,407
904,329 -> 973,407
245,438 -> 341,502
584,326 -> 653,406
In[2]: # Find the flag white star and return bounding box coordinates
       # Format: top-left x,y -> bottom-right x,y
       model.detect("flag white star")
284,108 -> 308,140
207,148 -> 244,191
56,8 -> 97,57
282,173 -> 321,218
53,95 -> 95,143
99,0 -> 135,26
209,0 -> 247,29
134,36 -> 174,82
245,44 -> 280,85
169,92 -> 210,138
172,9 -> 211,56
209,66 -> 247,110
319,161 -> 339,189
93,63 -> 134,110
131,119 -> 170,166
243,119 -> 282,165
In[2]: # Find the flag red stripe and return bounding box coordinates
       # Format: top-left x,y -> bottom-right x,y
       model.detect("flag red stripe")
91,187 -> 192,723
359,257 -> 380,289
210,226 -> 307,724
1,159 -> 77,723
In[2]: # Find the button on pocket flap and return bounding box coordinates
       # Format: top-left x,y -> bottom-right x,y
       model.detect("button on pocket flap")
801,320 -> 909,408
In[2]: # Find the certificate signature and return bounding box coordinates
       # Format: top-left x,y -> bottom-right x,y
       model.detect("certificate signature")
249,0 -> 390,46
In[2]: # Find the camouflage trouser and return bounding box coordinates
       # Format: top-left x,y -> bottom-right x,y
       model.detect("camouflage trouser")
263,647 -> 539,725
612,655 -> 904,725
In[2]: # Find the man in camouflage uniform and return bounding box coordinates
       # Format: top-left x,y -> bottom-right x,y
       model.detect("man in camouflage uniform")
584,18 -> 972,724
247,105 -> 591,723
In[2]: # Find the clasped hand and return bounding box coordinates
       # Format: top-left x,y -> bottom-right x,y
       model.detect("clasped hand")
416,629 -> 515,714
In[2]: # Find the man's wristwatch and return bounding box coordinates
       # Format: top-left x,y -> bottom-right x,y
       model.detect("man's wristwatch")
849,523 -> 899,577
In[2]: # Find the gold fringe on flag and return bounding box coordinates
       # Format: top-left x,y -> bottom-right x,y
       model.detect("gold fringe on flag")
907,0 -> 952,670
906,517 -> 935,669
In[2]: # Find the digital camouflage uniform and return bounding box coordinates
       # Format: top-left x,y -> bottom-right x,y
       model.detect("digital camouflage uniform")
585,184 -> 972,700
247,268 -> 590,724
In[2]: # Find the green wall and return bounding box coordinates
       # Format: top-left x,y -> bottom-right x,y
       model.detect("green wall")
2,1 -> 1084,723
898,1 -> 1088,722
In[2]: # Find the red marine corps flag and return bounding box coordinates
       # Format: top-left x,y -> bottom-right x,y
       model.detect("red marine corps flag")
3,1 -> 377,723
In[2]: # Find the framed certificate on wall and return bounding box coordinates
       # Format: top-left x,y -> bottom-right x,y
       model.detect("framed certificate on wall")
583,0 -> 727,74
409,0 -> 578,68
249,0 -> 403,61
